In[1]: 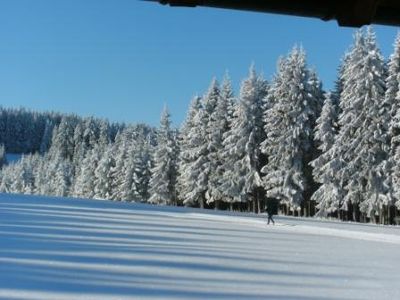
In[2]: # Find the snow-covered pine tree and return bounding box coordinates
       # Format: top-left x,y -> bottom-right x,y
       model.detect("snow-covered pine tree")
148,106 -> 178,205
118,136 -> 152,202
98,120 -> 111,151
221,73 -> 236,125
52,156 -> 73,197
110,135 -> 129,201
73,146 -> 101,199
83,117 -> 99,150
220,66 -> 266,212
386,33 -> 400,214
48,115 -> 78,161
328,28 -> 389,222
210,74 -> 236,209
194,78 -> 220,208
3,154 -> 38,194
206,77 -> 234,209
32,154 -> 52,196
177,79 -> 220,208
118,141 -> 139,202
261,47 -> 321,213
176,96 -> 204,206
93,145 -> 115,200
310,92 -> 341,217
39,119 -> 54,154
133,139 -> 152,201
0,164 -> 13,193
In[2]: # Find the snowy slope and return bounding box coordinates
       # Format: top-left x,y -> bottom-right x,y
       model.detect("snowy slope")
1,193 -> 400,300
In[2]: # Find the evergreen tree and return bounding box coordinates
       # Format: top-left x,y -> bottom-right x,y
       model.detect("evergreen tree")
205,78 -> 232,208
209,74 -> 236,209
119,144 -> 139,202
132,139 -> 152,201
33,156 -> 49,196
176,96 -> 204,206
49,116 -> 78,161
73,146 -> 101,199
193,78 -> 220,208
93,146 -> 115,200
39,119 -> 55,154
310,92 -> 341,216
220,66 -> 266,212
110,137 -> 129,201
148,107 -> 178,205
327,29 -> 389,220
52,156 -> 73,197
261,47 -> 321,211
387,33 -> 400,210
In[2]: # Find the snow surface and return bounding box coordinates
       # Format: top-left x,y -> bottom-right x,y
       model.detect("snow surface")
1,193 -> 400,300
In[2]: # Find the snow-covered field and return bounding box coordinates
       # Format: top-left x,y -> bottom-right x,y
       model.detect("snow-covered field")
1,193 -> 400,300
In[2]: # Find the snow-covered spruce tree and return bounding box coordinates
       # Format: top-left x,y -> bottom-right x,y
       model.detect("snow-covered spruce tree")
39,119 -> 54,154
117,151 -> 138,202
33,154 -> 53,196
386,33 -> 400,214
98,120 -> 111,151
177,79 -> 221,208
328,28 -> 389,222
148,106 -> 178,205
118,134 -> 152,203
73,146 -> 101,199
261,47 -> 322,214
393,147 -> 400,211
1,154 -> 39,195
209,74 -> 236,209
206,77 -> 235,209
310,92 -> 341,217
220,66 -> 267,212
0,164 -> 13,193
93,145 -> 116,200
109,136 -> 129,201
83,117 -> 100,150
72,121 -> 86,169
48,115 -> 78,161
119,140 -> 148,202
309,54 -> 349,219
176,96 -> 204,206
52,156 -> 73,197
132,139 -> 152,202
221,73 -> 236,126
192,78 -> 220,208
332,54 -> 350,106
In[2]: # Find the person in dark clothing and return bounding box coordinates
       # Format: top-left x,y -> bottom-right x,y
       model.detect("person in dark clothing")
266,198 -> 279,225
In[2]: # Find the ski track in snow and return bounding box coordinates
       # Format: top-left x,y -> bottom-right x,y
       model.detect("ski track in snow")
184,212 -> 400,245
1,193 -> 400,300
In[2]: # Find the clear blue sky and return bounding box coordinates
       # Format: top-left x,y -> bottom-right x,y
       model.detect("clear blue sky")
0,1 -> 398,126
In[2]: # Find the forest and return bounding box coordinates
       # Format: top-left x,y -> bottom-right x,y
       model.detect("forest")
1,27 -> 400,225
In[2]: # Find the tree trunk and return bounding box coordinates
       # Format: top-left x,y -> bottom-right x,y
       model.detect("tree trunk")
214,200 -> 220,211
199,198 -> 204,209
254,198 -> 260,214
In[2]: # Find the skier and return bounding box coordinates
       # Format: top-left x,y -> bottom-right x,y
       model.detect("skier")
266,198 -> 278,225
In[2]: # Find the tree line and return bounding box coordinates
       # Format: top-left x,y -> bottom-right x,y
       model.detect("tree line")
1,27 -> 400,224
